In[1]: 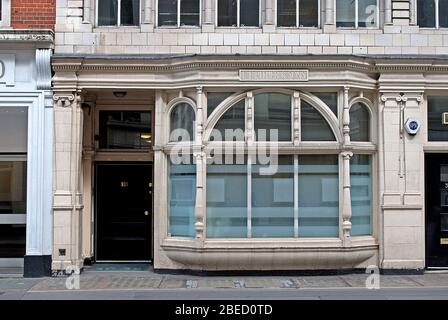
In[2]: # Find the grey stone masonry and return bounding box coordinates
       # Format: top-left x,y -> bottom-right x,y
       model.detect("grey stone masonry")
54,0 -> 446,55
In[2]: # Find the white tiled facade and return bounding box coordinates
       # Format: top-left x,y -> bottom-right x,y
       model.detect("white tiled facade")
51,0 -> 448,273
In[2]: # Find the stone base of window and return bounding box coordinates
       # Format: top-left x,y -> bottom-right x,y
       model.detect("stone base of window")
159,237 -> 379,271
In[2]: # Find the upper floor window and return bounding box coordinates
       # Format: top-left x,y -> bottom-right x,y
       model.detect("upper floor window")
97,0 -> 140,26
336,0 -> 378,28
417,0 -> 448,28
217,0 -> 260,27
158,0 -> 201,27
276,0 -> 319,27
0,0 -> 11,27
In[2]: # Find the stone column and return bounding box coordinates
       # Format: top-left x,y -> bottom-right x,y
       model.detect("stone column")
324,0 -> 336,32
293,92 -> 300,146
52,91 -> 84,272
265,0 -> 274,24
343,86 -> 351,145
341,151 -> 353,246
409,0 -> 417,25
142,0 -> 154,31
202,0 -> 215,32
83,0 -> 91,24
194,87 -> 205,240
385,0 -> 392,25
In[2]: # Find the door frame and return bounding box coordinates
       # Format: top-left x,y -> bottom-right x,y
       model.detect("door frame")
94,161 -> 154,263
425,153 -> 448,268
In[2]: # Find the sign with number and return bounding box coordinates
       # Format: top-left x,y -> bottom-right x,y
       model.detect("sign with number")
0,54 -> 15,87
443,112 -> 448,125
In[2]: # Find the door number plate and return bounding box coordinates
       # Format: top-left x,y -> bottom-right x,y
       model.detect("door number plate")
441,238 -> 448,245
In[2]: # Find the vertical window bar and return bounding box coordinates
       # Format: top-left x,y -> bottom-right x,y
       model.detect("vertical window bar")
247,154 -> 252,238
178,0 -> 181,27
237,0 -> 241,27
296,0 -> 300,28
436,0 -> 440,28
294,155 -> 299,237
355,0 -> 359,28
118,0 -> 121,26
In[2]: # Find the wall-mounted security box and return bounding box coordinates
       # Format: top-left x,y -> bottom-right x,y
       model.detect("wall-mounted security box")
405,118 -> 421,136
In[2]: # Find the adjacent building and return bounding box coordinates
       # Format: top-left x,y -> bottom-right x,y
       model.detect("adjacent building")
0,0 -> 54,276
48,0 -> 448,273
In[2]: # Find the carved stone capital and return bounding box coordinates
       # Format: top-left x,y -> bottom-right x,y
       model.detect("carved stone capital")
53,93 -> 75,108
381,92 -> 423,105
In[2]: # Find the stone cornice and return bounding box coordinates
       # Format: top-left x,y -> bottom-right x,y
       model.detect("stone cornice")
52,54 -> 448,74
0,29 -> 54,45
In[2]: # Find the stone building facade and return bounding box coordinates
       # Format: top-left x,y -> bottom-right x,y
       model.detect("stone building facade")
51,0 -> 448,272
0,0 -> 54,276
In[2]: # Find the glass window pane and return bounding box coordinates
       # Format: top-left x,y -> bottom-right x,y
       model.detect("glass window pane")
298,155 -> 339,237
98,0 -> 118,26
277,0 -> 296,27
358,0 -> 377,27
218,0 -> 237,26
0,162 -> 27,214
207,92 -> 233,117
350,103 -> 370,142
0,108 -> 27,153
120,0 -> 140,26
312,92 -> 338,116
212,100 -> 245,141
0,225 -> 26,258
206,156 -> 247,238
99,111 -> 152,149
168,158 -> 196,237
240,0 -> 259,26
301,101 -> 336,141
158,0 -> 178,26
428,96 -> 448,141
299,0 -> 319,27
350,155 -> 372,236
254,93 -> 292,141
252,156 -> 294,237
170,103 -> 195,142
418,0 -> 436,28
440,0 -> 448,27
181,0 -> 200,26
336,0 -> 356,27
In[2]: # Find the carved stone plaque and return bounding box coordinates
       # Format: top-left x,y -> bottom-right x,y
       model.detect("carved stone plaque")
239,70 -> 309,82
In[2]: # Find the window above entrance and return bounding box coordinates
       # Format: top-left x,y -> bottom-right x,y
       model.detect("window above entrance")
98,111 -> 152,149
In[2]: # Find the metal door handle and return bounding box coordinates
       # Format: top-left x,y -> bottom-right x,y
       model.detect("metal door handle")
144,211 -> 149,216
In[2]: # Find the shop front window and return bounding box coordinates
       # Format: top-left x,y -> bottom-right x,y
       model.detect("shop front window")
350,154 -> 372,236
170,103 -> 195,142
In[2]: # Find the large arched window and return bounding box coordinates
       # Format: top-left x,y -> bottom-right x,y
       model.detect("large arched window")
301,101 -> 336,141
212,99 -> 245,141
254,93 -> 292,141
169,102 -> 195,142
350,102 -> 371,142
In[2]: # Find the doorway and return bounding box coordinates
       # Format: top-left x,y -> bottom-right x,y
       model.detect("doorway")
95,163 -> 152,262
425,154 -> 448,268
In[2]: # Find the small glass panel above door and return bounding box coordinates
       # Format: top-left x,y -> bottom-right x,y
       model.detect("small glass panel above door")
99,111 -> 151,149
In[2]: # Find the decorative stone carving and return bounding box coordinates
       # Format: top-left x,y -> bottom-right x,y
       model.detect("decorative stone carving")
293,91 -> 300,146
343,86 -> 351,146
36,49 -> 52,90
246,91 -> 254,143
240,70 -> 309,82
53,93 -> 75,108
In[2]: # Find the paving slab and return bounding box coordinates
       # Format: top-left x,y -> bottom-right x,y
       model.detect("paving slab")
159,279 -> 186,289
296,276 -> 351,288
243,278 -> 282,288
197,279 -> 235,288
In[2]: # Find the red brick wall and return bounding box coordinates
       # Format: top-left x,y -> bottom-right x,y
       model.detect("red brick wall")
11,0 -> 56,30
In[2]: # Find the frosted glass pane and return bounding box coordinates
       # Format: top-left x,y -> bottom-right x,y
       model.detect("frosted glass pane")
298,155 -> 339,237
277,0 -> 296,27
254,93 -> 292,141
440,0 -> 448,27
98,0 -> 118,26
350,154 -> 372,236
252,156 -> 294,237
168,160 -> 196,237
170,103 -> 195,141
0,108 -> 27,153
212,100 -> 245,141
301,101 -> 336,141
206,158 -> 247,238
336,0 -> 356,27
350,103 -> 370,141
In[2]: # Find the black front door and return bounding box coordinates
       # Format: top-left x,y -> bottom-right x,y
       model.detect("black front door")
96,163 -> 152,261
426,154 -> 448,267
